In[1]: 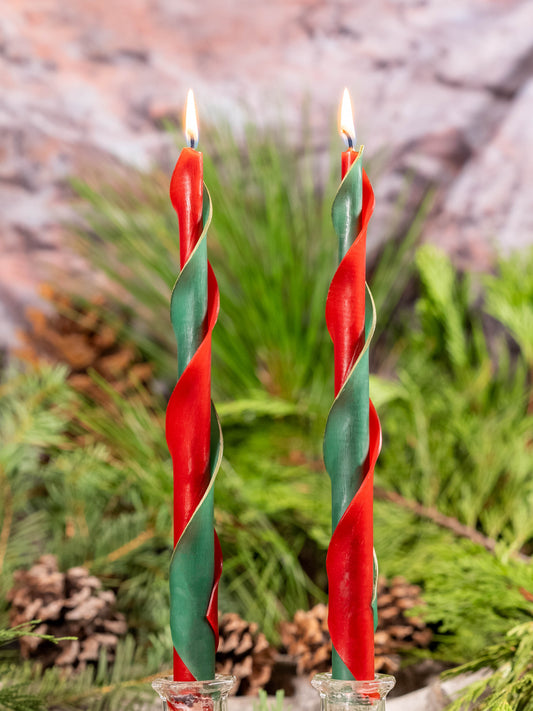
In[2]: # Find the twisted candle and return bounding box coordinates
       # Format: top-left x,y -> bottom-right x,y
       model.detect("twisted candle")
166,95 -> 222,681
324,139 -> 381,680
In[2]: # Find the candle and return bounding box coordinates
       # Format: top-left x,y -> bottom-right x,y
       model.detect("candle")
166,90 -> 223,681
324,89 -> 381,680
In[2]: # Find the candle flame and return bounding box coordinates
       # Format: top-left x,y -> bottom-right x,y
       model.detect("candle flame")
339,88 -> 356,148
185,89 -> 199,149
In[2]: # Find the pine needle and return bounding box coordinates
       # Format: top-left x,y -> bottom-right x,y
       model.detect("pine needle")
0,483 -> 13,576
85,527 -> 155,568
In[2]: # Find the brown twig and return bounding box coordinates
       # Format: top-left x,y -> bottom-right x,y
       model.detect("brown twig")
84,527 -> 155,568
64,669 -> 172,703
99,669 -> 172,695
374,486 -> 531,563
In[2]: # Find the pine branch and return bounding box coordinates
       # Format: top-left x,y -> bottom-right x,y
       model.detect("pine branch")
374,486 -> 531,563
0,622 -> 75,648
0,636 -> 161,710
0,683 -> 45,711
61,670 -> 169,705
0,480 -> 13,576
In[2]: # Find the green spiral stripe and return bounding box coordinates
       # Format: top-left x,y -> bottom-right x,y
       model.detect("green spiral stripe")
327,148 -> 367,533
170,190 -> 210,377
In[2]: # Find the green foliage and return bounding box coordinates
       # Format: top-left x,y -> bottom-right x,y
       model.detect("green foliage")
201,124 -> 335,404
483,248 -> 533,366
0,684 -> 45,711
376,245 -> 533,551
0,365 -> 74,625
71,124 -> 424,408
0,364 -> 319,705
253,689 -> 286,711
0,365 -> 323,650
0,635 -> 153,711
0,621 -> 74,648
370,245 -> 533,707
374,502 -> 533,662
73,376 -> 325,640
443,622 -> 533,711
0,623 -> 72,711
71,125 -> 334,404
3,361 -> 528,669
369,187 -> 434,351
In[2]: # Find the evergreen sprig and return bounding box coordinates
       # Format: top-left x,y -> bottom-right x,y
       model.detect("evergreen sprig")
0,621 -> 75,648
0,635 -> 154,711
377,245 -> 533,549
374,502 -> 533,662
0,364 -> 74,625
444,622 -> 533,710
484,248 -> 533,367
0,684 -> 45,711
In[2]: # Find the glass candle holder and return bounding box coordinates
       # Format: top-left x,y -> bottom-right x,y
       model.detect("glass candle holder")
311,673 -> 395,711
152,675 -> 236,711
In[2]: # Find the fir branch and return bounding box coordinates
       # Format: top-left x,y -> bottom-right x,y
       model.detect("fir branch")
443,622 -> 533,710
60,671 -> 167,705
374,486 -> 531,563
0,637 -> 160,710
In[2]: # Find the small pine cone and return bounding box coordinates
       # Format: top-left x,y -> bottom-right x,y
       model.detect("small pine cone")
279,604 -> 331,676
7,555 -> 127,672
13,286 -> 152,401
280,580 -> 432,677
375,576 -> 433,656
216,613 -> 276,696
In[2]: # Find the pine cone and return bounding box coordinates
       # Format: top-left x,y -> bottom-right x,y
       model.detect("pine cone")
14,285 -> 152,402
279,578 -> 432,677
7,555 -> 127,671
279,604 -> 330,676
216,613 -> 276,696
374,575 -> 433,673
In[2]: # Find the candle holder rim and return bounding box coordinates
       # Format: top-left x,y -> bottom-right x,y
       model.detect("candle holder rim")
311,672 -> 395,696
152,674 -> 236,697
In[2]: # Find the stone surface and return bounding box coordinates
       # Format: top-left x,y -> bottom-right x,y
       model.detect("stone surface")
1,0 -> 532,346
433,78 -> 533,268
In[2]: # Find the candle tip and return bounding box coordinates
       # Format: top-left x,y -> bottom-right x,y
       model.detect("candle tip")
185,89 -> 199,149
339,88 -> 356,149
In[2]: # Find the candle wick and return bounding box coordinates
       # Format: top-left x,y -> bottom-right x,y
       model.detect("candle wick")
342,130 -> 354,149
187,136 -> 197,150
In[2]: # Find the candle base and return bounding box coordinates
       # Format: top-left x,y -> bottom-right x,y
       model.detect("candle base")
311,673 -> 395,711
152,675 -> 236,711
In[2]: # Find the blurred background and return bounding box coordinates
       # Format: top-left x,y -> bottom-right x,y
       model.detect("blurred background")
1,1 -> 532,709
1,0 -> 533,340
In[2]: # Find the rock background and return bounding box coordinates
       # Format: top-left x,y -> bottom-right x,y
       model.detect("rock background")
1,0 -> 532,346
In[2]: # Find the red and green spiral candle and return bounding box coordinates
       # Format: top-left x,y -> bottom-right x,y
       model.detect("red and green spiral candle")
164,87 -> 379,684
166,90 -> 222,682
324,89 -> 380,681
